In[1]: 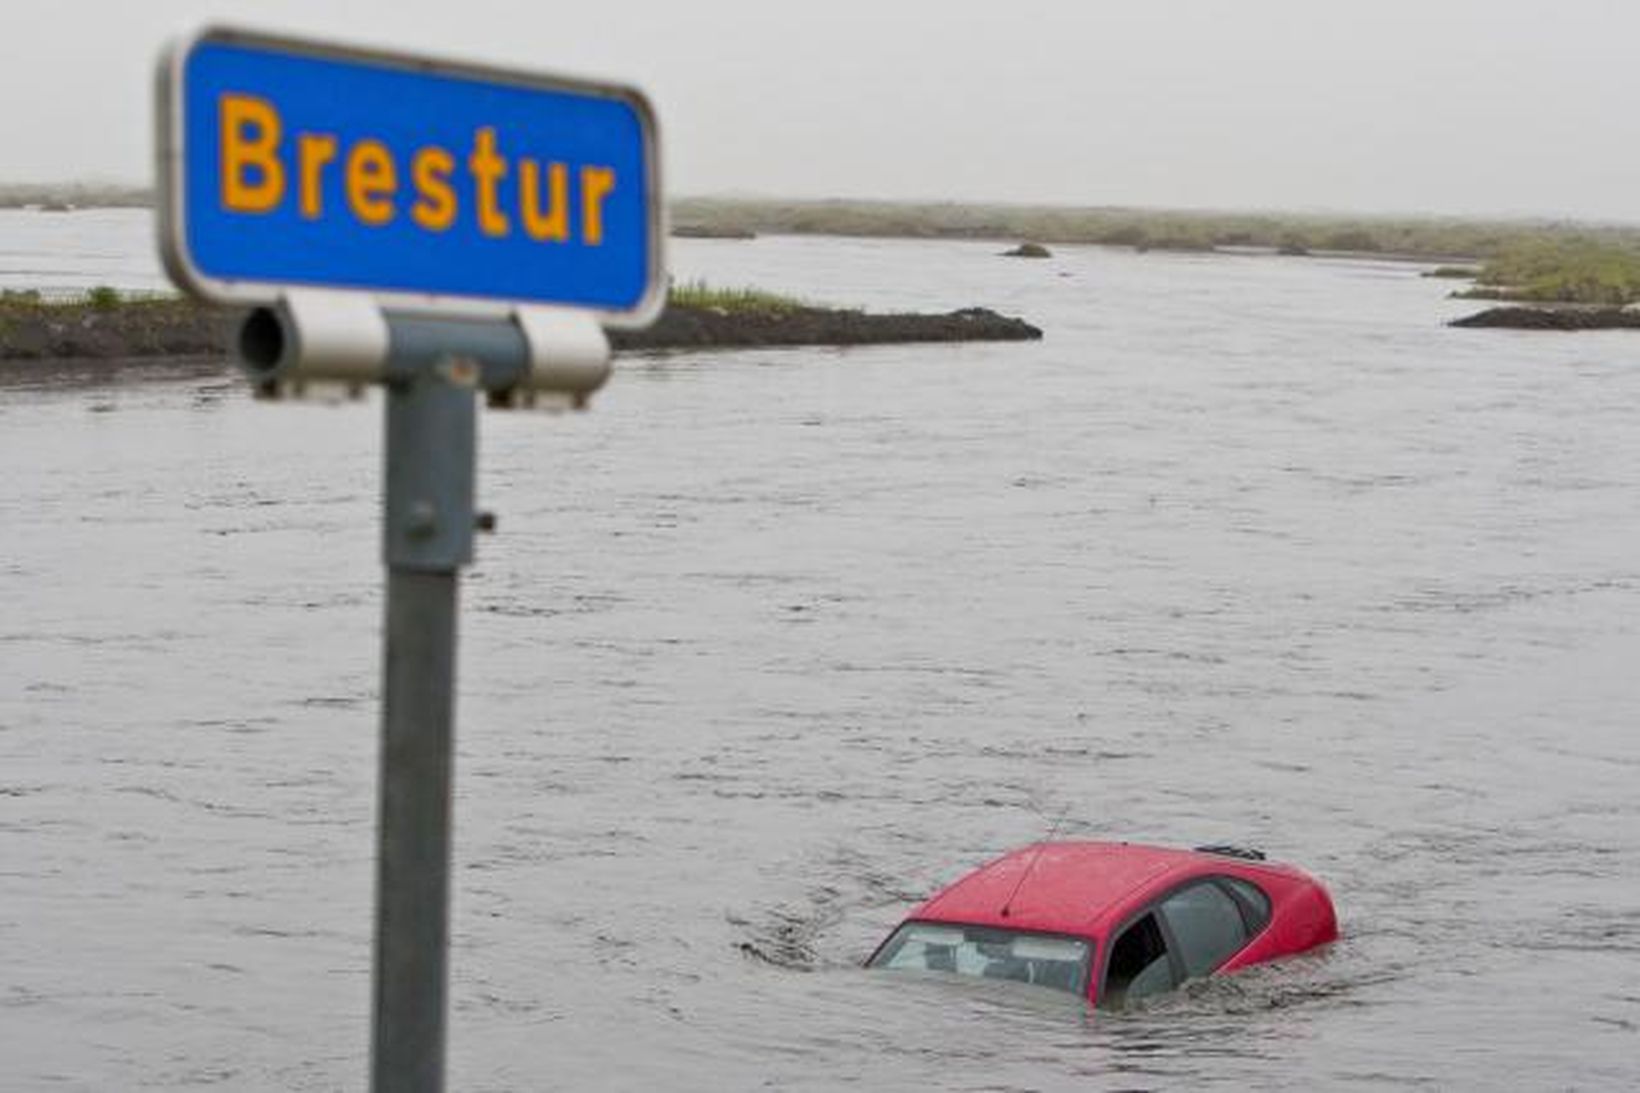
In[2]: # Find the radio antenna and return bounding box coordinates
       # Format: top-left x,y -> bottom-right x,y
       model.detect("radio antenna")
1000,808 -> 1069,919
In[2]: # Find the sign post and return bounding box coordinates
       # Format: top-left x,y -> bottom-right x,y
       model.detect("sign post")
156,26 -> 662,1092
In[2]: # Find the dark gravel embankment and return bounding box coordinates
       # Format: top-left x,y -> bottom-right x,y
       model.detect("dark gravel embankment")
0,299 -> 1041,365
0,300 -> 227,360
610,305 -> 1040,350
1450,306 -> 1640,330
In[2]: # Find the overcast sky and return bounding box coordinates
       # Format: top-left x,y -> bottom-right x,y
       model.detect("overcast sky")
6,0 -> 1637,220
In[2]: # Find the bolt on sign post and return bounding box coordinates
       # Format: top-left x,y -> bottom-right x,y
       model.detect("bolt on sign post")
155,26 -> 662,1093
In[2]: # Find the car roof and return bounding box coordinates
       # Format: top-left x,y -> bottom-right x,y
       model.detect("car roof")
914,840 -> 1285,938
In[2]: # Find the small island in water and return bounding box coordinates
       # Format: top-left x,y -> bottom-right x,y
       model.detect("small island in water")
1439,241 -> 1640,330
0,282 -> 1041,367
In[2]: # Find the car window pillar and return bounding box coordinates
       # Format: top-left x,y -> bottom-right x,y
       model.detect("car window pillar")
1150,906 -> 1189,987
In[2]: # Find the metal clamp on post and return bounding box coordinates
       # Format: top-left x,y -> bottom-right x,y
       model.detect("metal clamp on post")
507,306 -> 612,410
236,290 -> 391,397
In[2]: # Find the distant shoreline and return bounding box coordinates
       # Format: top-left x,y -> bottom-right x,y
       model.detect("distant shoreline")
0,183 -> 151,210
666,197 -> 1637,264
8,187 -> 1635,262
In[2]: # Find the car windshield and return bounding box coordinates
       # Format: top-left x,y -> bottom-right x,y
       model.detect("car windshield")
869,921 -> 1092,996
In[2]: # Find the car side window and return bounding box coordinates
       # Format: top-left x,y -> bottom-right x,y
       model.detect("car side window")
1159,881 -> 1249,978
1101,912 -> 1176,1007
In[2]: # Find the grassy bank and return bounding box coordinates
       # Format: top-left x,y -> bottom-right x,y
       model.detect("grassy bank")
1455,241 -> 1640,305
0,284 -> 1038,362
665,280 -> 809,314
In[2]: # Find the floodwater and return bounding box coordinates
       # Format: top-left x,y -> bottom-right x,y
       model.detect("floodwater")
0,208 -> 170,295
3,213 -> 1639,1090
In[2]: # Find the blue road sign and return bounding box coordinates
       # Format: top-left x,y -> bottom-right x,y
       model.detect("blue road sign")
158,27 -> 663,323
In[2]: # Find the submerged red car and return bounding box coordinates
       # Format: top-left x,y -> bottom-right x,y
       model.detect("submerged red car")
867,841 -> 1337,1007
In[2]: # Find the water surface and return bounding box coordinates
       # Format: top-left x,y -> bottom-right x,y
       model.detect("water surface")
3,222 -> 1639,1089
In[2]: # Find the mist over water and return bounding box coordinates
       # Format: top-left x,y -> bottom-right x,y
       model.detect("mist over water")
3,220 -> 1639,1088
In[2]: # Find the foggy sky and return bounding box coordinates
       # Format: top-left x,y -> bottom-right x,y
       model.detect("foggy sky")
5,0 -> 1638,220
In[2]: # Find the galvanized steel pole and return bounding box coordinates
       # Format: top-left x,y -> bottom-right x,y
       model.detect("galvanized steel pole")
370,357 -> 479,1093
373,567 -> 458,1093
